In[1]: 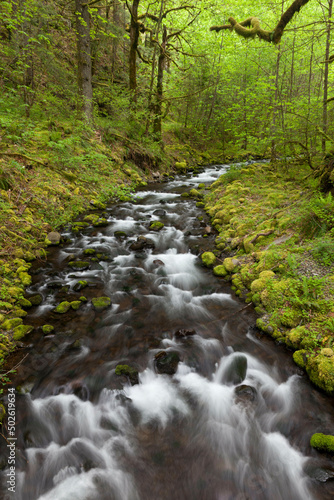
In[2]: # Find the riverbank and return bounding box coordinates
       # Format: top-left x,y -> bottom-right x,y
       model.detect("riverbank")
203,160 -> 334,394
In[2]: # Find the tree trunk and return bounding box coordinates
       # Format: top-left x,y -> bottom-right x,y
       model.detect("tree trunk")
75,0 -> 93,124
322,0 -> 333,154
153,25 -> 167,142
111,0 -> 121,81
129,0 -> 140,102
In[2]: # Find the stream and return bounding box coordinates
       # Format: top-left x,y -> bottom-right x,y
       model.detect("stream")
1,164 -> 334,500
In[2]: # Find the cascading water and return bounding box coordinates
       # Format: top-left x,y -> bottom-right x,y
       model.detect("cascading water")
1,164 -> 334,500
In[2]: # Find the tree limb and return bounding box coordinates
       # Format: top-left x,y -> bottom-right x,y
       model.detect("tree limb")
250,230 -> 274,244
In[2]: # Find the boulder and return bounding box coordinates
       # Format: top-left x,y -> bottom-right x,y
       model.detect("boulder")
45,231 -> 61,246
155,351 -> 180,375
222,354 -> 248,385
92,296 -> 111,311
115,364 -> 139,385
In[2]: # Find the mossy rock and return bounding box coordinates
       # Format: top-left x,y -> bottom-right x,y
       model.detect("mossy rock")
115,364 -> 139,385
54,301 -> 71,314
213,265 -> 228,277
84,214 -> 100,224
114,231 -> 128,238
29,294 -> 43,306
93,218 -> 108,227
286,326 -> 306,349
12,308 -> 27,318
7,286 -> 23,299
189,189 -> 202,198
79,296 -> 87,302
1,318 -> 23,330
18,297 -> 32,308
293,350 -> 308,369
306,354 -> 334,393
280,308 -> 302,328
181,192 -> 189,198
73,280 -> 88,292
71,301 -> 82,311
68,261 -> 90,270
42,324 -> 54,334
90,199 -> 107,210
310,433 -> 334,454
223,257 -> 240,273
149,221 -> 164,231
201,252 -> 216,267
175,161 -> 187,172
84,248 -> 96,255
196,202 -> 205,208
13,324 -> 34,341
19,272 -> 32,286
92,296 -> 111,311
198,183 -> 205,189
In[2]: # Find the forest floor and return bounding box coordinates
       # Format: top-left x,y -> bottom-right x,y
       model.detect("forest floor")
203,160 -> 334,395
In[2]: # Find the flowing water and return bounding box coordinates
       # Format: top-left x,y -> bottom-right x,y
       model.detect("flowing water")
1,164 -> 334,500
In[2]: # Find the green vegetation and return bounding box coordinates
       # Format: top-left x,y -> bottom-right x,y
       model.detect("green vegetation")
91,296 -> 111,311
310,433 -> 334,454
205,162 -> 334,393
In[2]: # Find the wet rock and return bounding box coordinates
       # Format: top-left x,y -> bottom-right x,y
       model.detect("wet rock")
175,328 -> 196,338
153,209 -> 166,216
47,281 -> 64,289
129,236 -> 155,251
149,221 -> 164,231
223,354 -> 248,385
13,325 -> 34,341
114,231 -> 128,238
54,301 -> 71,314
45,231 -> 61,246
42,325 -> 54,335
153,259 -> 165,267
68,261 -> 90,271
28,294 -> 43,306
234,384 -> 257,404
73,280 -> 88,292
155,351 -> 180,375
70,301 -> 82,310
305,463 -> 334,482
91,296 -> 111,311
115,364 -> 139,385
72,381 -> 89,400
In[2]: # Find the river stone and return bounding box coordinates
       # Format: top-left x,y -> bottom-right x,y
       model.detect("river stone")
115,364 -> 139,385
129,236 -> 155,251
223,354 -> 248,385
114,231 -> 127,238
92,296 -> 111,311
73,280 -> 88,292
153,259 -> 165,267
155,351 -> 180,375
68,261 -> 90,270
28,294 -> 43,306
175,328 -> 196,338
46,231 -> 61,246
153,209 -> 166,216
305,463 -> 334,482
234,384 -> 257,404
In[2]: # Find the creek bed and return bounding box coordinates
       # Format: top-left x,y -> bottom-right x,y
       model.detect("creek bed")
1,164 -> 334,500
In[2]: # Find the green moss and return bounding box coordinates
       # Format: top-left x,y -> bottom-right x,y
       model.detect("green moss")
213,265 -> 228,277
198,183 -> 205,189
189,188 -> 202,198
83,248 -> 96,255
42,324 -> 54,334
90,199 -> 107,209
79,296 -> 87,302
13,324 -> 34,340
12,308 -> 27,318
175,161 -> 187,172
18,272 -> 32,286
293,349 -> 307,369
196,202 -> 205,208
310,433 -> 334,454
92,296 -> 111,311
71,301 -> 82,310
306,354 -> 334,393
181,192 -> 189,198
280,308 -> 302,328
2,318 -> 23,330
29,294 -> 43,306
54,301 -> 71,314
149,221 -> 164,231
73,280 -> 88,291
18,297 -> 32,308
201,252 -> 216,267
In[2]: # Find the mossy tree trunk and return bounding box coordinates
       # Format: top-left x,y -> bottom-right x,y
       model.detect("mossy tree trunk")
129,0 -> 140,103
322,0 -> 333,154
153,25 -> 167,142
75,0 -> 93,125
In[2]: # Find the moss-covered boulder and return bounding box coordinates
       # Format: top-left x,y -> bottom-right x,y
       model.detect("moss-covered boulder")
13,324 -> 34,341
71,301 -> 82,311
54,301 -> 71,314
189,188 -> 202,198
92,296 -> 111,311
175,161 -> 187,172
2,318 -> 23,330
115,364 -> 139,385
293,349 -> 308,369
29,294 -> 43,306
19,272 -> 32,286
223,257 -> 240,273
310,433 -> 334,454
83,248 -> 96,255
18,297 -> 32,309
68,261 -> 90,270
201,252 -> 216,267
149,221 -> 164,231
196,201 -> 205,208
213,265 -> 228,277
306,353 -> 334,393
42,324 -> 54,334
73,280 -> 88,292
90,199 -> 107,210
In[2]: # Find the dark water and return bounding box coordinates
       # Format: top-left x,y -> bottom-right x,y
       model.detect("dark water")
1,165 -> 334,500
